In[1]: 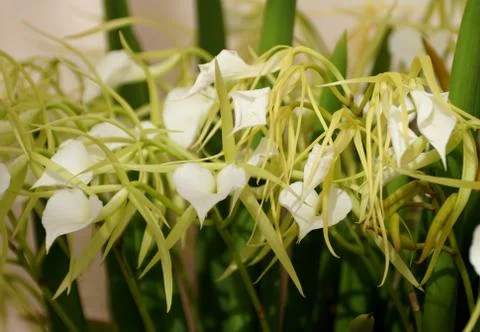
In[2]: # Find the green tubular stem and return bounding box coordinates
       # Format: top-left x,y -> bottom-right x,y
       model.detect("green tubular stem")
258,0 -> 297,54
196,0 -> 226,57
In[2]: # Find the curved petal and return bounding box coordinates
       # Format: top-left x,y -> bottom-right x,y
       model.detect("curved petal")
231,87 -> 270,132
216,164 -> 248,197
89,122 -> 132,150
83,50 -> 144,103
303,144 -> 335,195
32,139 -> 94,188
172,163 -> 217,224
387,105 -> 418,166
470,225 -> 480,276
412,90 -> 456,168
279,181 -> 322,241
163,87 -> 216,148
247,137 -> 278,166
325,187 -> 352,228
0,162 -> 10,196
42,189 -> 102,251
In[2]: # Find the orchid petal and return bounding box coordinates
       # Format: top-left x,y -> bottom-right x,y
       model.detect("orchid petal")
303,144 -> 335,195
247,137 -> 278,166
469,225 -> 480,276
42,189 -> 102,251
231,87 -> 270,132
0,162 -> 10,196
163,87 -> 216,148
173,163 -> 247,225
83,50 -> 144,103
32,139 -> 94,188
89,122 -> 132,151
387,105 -> 418,166
411,90 -> 456,168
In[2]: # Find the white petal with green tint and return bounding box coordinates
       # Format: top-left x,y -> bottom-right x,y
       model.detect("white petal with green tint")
32,139 -> 94,188
469,225 -> 480,276
231,87 -> 270,132
303,144 -> 335,195
42,189 -> 103,251
172,163 -> 247,224
0,162 -> 10,196
411,90 -> 456,168
247,137 -> 278,166
279,182 -> 352,241
387,105 -> 418,166
89,122 -> 132,151
163,87 -> 216,148
83,50 -> 144,103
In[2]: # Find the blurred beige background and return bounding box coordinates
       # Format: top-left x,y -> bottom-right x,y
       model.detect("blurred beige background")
0,0 -> 430,330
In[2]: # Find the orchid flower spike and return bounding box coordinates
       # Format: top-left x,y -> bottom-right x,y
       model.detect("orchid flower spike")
410,90 -> 456,168
42,188 -> 102,252
231,87 -> 270,132
172,163 -> 248,225
469,225 -> 480,276
188,49 -> 280,96
83,50 -> 145,104
279,182 -> 352,241
32,139 -> 94,188
163,87 -> 216,149
0,162 -> 10,196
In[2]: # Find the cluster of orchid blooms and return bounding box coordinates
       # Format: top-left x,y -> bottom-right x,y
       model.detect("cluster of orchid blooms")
2,44 -> 480,292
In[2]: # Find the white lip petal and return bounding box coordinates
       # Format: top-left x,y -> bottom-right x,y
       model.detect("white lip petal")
163,87 -> 216,148
231,87 -> 270,132
279,181 -> 322,241
32,139 -> 94,188
89,122 -> 132,151
326,187 -> 353,228
0,162 -> 10,196
411,90 -> 456,168
247,137 -> 278,166
173,163 -> 246,225
83,50 -> 144,104
42,189 -> 103,252
469,225 -> 480,276
303,144 -> 335,195
387,105 -> 418,166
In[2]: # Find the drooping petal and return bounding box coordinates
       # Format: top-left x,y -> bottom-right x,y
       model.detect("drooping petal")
163,87 -> 216,148
303,144 -> 335,195
83,50 -> 144,103
469,225 -> 480,276
216,164 -> 248,197
89,122 -> 132,151
42,189 -> 102,251
279,181 -> 322,241
387,105 -> 418,166
411,90 -> 457,168
32,139 -> 94,188
0,162 -> 10,196
247,137 -> 278,166
231,87 -> 270,132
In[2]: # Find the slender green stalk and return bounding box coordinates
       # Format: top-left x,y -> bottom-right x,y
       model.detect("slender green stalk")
258,0 -> 297,53
196,0 -> 226,57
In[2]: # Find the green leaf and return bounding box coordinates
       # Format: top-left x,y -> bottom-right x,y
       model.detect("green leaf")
258,0 -> 297,53
348,313 -> 375,332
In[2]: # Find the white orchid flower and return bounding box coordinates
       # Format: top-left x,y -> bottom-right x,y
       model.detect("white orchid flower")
163,86 -> 216,148
0,162 -> 10,196
42,188 -> 102,251
172,163 -> 248,225
231,87 -> 270,132
247,137 -> 278,166
279,182 -> 352,241
303,144 -> 335,196
32,139 -> 94,188
410,90 -> 456,168
469,225 -> 480,276
188,49 -> 280,96
83,50 -> 144,104
387,105 -> 419,166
